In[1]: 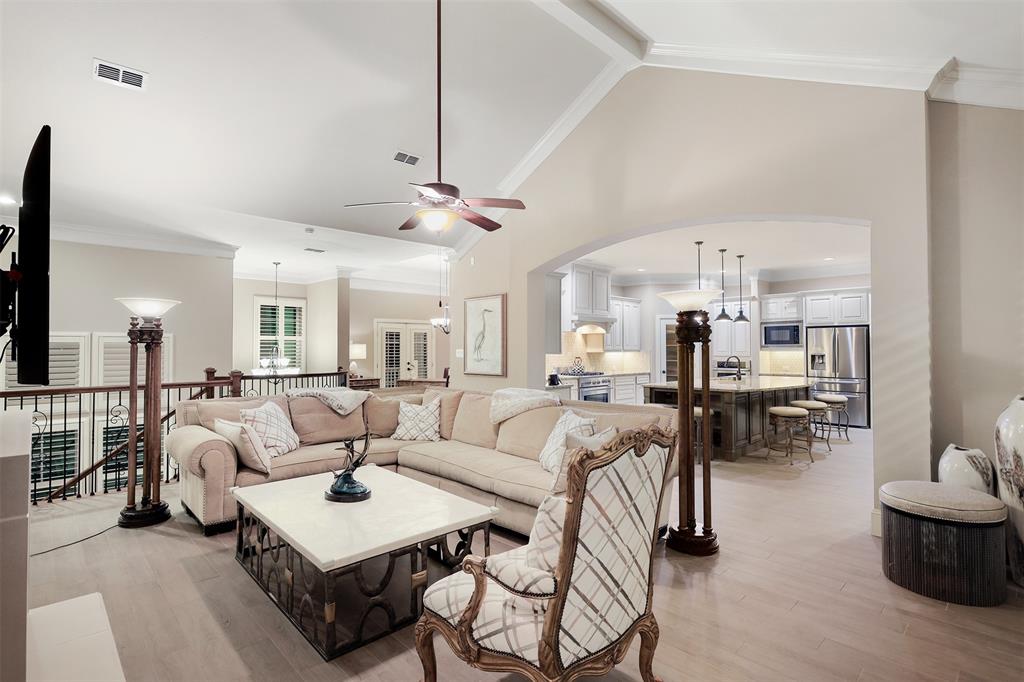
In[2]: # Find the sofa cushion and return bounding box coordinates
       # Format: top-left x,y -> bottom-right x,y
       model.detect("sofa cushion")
212,418 -> 269,473
495,406 -> 563,460
194,396 -> 288,431
239,401 -> 300,459
288,396 -> 366,446
235,440 -> 406,488
365,394 -> 423,437
397,441 -> 551,508
451,394 -> 499,449
423,389 -> 464,440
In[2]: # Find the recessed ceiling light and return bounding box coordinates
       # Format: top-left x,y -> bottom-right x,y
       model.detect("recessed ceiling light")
637,268 -> 646,272
823,257 -> 835,261
0,195 -> 16,206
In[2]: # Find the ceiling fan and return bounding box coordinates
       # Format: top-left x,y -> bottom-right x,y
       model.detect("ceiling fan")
344,0 -> 525,233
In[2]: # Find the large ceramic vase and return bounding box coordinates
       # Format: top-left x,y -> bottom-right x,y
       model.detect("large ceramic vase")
938,444 -> 995,494
995,395 -> 1024,587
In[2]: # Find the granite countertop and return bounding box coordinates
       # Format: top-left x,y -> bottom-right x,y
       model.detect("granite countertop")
644,375 -> 814,393
554,371 -> 651,381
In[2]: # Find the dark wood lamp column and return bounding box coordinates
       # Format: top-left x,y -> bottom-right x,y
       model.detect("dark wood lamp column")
115,298 -> 179,528
657,289 -> 720,556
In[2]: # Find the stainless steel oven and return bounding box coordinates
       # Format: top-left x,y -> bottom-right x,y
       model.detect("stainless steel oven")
762,323 -> 802,347
578,376 -> 611,402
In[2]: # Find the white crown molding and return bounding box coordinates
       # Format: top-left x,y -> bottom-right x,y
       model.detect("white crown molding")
531,0 -> 646,66
47,219 -> 238,259
455,58 -> 629,259
349,277 -> 440,296
645,42 -> 950,93
928,61 -> 1024,111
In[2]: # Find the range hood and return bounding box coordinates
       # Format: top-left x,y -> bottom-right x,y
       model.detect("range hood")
574,322 -> 608,334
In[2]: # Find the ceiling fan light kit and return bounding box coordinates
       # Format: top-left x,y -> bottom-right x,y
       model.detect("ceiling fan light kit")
344,0 -> 525,233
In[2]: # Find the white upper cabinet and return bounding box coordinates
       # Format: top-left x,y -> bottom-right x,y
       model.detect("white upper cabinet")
804,294 -> 836,325
761,295 -> 802,321
804,290 -> 870,325
711,302 -> 753,358
569,263 -> 613,319
572,265 -> 594,315
731,310 -> 752,357
607,296 -> 641,352
835,291 -> 870,324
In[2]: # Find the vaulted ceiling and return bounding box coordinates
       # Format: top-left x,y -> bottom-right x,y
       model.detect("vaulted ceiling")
1,1 -> 1019,285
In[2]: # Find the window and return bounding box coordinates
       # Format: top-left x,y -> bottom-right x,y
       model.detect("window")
254,296 -> 305,371
91,332 -> 175,386
2,333 -> 89,391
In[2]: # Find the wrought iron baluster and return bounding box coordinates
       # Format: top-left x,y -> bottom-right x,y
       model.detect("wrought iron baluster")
61,393 -> 69,499
48,396 -> 54,502
90,393 -> 97,495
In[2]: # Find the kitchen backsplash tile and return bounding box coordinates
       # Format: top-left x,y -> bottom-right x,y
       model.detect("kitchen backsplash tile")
546,332 -> 650,375
759,349 -> 804,375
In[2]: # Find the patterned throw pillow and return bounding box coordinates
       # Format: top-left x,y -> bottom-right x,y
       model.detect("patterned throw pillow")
212,418 -> 272,474
538,410 -> 596,474
393,397 -> 442,442
553,426 -> 618,494
239,401 -> 300,459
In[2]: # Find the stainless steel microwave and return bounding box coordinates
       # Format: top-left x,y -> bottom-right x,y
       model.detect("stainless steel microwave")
762,323 -> 802,347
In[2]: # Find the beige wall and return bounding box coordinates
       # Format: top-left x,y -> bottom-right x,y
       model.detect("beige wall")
349,289 -> 450,378
450,67 -> 932,515
306,278 -> 339,373
929,101 -> 1024,470
231,277 -> 308,373
48,241 -> 233,380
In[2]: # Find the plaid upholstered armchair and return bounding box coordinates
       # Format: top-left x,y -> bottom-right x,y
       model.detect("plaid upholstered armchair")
415,424 -> 675,682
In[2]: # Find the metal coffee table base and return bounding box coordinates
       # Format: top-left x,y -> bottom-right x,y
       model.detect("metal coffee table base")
236,503 -> 490,660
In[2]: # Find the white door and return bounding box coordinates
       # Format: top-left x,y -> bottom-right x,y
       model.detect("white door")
375,322 -> 434,388
805,295 -> 835,324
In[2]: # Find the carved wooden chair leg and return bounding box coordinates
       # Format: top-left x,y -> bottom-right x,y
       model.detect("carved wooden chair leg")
638,615 -> 663,682
414,617 -> 437,682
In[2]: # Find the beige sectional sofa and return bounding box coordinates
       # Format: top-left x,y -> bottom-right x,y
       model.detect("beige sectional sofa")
166,386 -> 678,536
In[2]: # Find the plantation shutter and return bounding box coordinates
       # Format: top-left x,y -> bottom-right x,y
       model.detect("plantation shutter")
412,329 -> 429,379
4,335 -> 87,390
255,297 -> 305,370
93,333 -> 174,385
382,329 -> 401,388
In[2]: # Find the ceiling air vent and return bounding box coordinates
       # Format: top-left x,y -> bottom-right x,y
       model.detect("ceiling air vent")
304,247 -> 326,254
393,151 -> 420,166
93,59 -> 149,91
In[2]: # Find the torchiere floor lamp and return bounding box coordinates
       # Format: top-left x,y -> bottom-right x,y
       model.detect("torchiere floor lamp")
658,286 -> 721,556
115,297 -> 179,528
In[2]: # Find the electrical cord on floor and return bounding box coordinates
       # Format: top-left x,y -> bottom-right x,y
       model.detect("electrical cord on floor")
30,524 -> 118,557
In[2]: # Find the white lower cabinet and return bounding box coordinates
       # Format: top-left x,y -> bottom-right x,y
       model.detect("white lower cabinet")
611,374 -> 651,405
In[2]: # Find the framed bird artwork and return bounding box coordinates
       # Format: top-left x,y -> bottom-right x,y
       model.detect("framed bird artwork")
464,293 -> 506,377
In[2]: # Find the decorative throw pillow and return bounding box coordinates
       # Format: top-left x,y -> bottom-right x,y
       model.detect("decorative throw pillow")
538,410 -> 596,474
239,401 -> 300,459
554,427 -> 619,494
393,397 -> 441,442
212,418 -> 272,474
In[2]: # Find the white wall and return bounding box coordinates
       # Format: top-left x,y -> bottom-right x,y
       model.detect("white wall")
306,278 -> 339,373
450,67 -> 932,517
349,288 -> 450,378
929,101 -> 1024,470
766,273 -> 870,294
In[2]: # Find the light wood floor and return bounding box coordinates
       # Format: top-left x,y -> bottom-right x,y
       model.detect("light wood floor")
28,429 -> 1024,681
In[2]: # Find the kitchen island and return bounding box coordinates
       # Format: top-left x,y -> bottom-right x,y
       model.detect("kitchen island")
644,376 -> 813,461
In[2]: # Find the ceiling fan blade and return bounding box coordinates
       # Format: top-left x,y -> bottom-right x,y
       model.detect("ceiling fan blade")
457,208 -> 502,232
462,197 -> 526,210
344,201 -> 414,208
398,214 -> 420,231
409,183 -> 445,200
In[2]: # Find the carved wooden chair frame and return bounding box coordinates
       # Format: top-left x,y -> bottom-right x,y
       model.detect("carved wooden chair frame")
415,424 -> 676,682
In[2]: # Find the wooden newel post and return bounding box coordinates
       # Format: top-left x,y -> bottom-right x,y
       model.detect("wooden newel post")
665,308 -> 719,556
204,367 -> 217,398
229,370 -> 243,398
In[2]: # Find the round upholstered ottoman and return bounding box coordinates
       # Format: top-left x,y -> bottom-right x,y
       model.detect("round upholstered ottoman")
880,481 -> 1007,606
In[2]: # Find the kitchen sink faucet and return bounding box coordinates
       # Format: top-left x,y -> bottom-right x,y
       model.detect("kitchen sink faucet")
726,355 -> 743,380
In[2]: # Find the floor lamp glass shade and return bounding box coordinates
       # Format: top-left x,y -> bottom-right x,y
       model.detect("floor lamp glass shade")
115,298 -> 180,320
657,289 -> 722,313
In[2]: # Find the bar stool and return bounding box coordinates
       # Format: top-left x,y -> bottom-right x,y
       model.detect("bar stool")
815,393 -> 850,440
768,406 -> 812,464
791,399 -> 831,454
693,406 -> 714,463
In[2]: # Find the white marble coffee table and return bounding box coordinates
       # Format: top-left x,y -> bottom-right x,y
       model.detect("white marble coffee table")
232,465 -> 495,660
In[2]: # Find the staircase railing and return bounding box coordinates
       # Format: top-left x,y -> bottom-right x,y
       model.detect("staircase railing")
3,367 -> 347,504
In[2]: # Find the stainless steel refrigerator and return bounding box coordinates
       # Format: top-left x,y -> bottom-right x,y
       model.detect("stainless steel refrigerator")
805,325 -> 871,427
